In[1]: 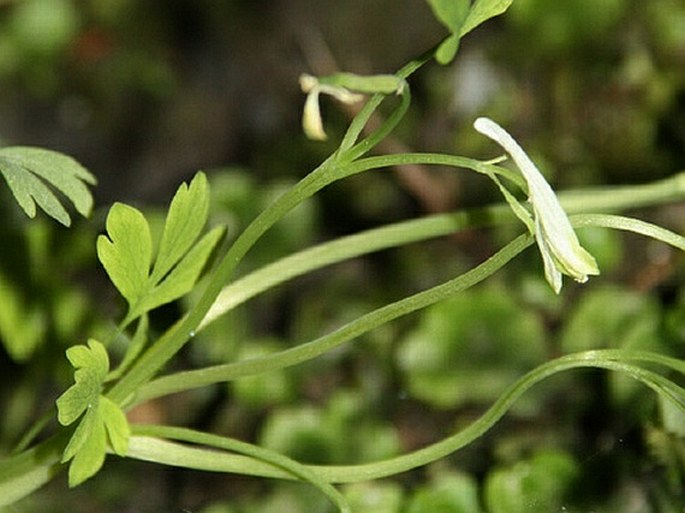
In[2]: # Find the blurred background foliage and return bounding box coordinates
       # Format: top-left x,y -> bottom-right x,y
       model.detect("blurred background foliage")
0,0 -> 685,511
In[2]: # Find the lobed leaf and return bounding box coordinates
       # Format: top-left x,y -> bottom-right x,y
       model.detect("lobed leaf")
133,226 -> 224,319
151,172 -> 210,283
56,339 -> 130,487
96,203 -> 153,307
56,340 -> 110,426
97,172 -> 223,325
0,146 -> 96,226
100,396 -> 130,456
461,0 -> 515,36
66,411 -> 107,487
426,0 -> 470,64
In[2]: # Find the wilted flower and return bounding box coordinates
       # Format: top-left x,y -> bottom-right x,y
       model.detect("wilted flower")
299,74 -> 364,141
474,117 -> 599,293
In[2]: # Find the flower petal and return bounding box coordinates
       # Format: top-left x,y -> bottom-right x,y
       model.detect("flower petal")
474,117 -> 599,292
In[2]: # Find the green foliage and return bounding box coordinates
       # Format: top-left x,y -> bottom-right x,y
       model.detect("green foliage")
405,472 -> 482,513
484,450 -> 579,513
8,0 -> 79,60
259,390 -> 400,465
97,172 -> 224,325
56,339 -> 130,487
426,0 -> 515,63
344,482 -> 404,513
397,285 -> 546,408
426,0 -> 470,64
2,1 -> 685,511
0,216 -> 98,363
509,0 -> 625,54
0,147 -> 96,227
231,339 -> 295,408
0,270 -> 46,362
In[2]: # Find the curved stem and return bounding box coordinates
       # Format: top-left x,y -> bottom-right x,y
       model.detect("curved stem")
338,47 -> 434,154
132,425 -> 350,513
125,350 -> 685,483
134,234 -> 533,404
105,158 -> 337,404
199,174 -> 685,331
0,432 -> 67,508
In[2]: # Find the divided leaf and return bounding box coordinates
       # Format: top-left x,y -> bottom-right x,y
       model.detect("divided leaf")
461,0 -> 515,37
96,203 -> 152,306
425,0 -> 516,64
151,172 -> 210,282
56,339 -> 109,426
426,0 -> 470,64
0,146 -> 96,226
56,340 -> 130,487
136,226 -> 224,315
97,172 -> 223,324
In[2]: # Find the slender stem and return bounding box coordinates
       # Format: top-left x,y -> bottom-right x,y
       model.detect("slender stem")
125,350 -> 685,483
0,432 -> 68,508
106,160 -> 336,404
134,234 -> 533,403
199,173 -> 685,331
105,156 -> 516,403
132,425 -> 350,513
338,48 -> 434,154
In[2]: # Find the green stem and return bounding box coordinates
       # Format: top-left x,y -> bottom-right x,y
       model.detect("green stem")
105,159 -> 335,404
134,234 -> 533,404
125,350 -> 685,483
105,157 -> 520,404
132,425 -> 350,513
199,173 -> 685,332
338,47 -> 433,154
0,432 -> 67,508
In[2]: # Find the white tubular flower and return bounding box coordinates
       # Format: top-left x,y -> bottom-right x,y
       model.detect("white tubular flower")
299,74 -> 363,141
474,117 -> 599,293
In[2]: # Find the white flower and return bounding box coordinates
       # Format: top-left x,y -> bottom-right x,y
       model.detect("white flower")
473,117 -> 599,293
299,74 -> 363,141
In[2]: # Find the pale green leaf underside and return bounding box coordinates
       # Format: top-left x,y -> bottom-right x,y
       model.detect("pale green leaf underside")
0,146 -> 96,226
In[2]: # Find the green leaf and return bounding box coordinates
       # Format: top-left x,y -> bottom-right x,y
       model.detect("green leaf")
426,0 -> 470,64
461,0 -> 515,36
484,450 -> 578,513
0,146 -> 96,226
97,203 -> 153,306
66,409 -> 107,487
132,225 -> 223,319
406,472 -> 482,513
61,405 -> 99,463
97,172 -> 223,325
397,285 -> 546,409
150,172 -> 210,283
56,339 -> 109,426
0,269 -> 46,362
100,396 -> 130,456
56,339 -> 130,486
